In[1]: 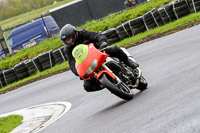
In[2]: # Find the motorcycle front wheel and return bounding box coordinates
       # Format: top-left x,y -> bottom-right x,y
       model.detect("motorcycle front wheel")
99,73 -> 134,100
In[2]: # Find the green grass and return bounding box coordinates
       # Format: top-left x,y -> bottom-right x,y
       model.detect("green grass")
0,115 -> 23,133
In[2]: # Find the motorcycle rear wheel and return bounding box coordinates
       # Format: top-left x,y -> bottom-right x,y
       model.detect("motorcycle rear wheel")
100,73 -> 134,100
137,76 -> 148,91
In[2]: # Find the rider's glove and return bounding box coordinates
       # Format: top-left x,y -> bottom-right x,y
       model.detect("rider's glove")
100,42 -> 108,49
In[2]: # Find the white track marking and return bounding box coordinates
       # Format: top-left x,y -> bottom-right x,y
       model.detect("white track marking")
0,102 -> 72,133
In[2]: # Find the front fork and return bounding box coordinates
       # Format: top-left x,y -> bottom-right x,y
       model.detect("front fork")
94,64 -> 121,84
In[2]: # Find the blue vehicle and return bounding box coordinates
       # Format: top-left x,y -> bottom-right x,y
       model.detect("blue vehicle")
0,16 -> 60,58
0,47 -> 6,58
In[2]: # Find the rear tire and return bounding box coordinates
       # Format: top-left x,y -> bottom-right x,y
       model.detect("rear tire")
137,76 -> 148,91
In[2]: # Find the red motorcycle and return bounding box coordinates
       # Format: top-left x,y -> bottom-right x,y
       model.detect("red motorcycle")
72,43 -> 148,100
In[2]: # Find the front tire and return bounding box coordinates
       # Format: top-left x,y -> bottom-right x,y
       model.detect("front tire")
99,73 -> 134,100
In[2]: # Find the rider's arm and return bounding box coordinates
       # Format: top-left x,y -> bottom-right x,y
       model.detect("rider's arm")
81,29 -> 107,48
64,46 -> 79,76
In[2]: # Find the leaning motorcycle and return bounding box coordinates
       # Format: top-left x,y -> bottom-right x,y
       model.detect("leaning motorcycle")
72,43 -> 148,100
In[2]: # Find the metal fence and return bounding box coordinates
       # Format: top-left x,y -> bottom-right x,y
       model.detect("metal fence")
45,0 -> 135,28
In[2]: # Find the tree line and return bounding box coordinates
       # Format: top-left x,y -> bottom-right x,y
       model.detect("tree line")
0,0 -> 63,21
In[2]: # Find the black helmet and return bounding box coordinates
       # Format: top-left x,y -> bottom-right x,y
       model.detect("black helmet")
60,24 -> 77,45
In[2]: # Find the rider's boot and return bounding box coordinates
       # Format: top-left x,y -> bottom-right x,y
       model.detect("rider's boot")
104,46 -> 139,69
124,59 -> 139,69
120,47 -> 139,69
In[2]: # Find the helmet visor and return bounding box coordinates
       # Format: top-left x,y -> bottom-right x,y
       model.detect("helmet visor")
62,32 -> 76,45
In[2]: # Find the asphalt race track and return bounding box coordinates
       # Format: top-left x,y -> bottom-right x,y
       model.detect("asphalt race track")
0,24 -> 200,133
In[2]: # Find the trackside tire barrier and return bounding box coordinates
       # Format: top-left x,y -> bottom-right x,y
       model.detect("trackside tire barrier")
38,50 -> 54,71
14,61 -> 30,80
188,0 -> 200,13
0,71 -> 6,89
25,59 -> 41,76
158,3 -> 177,24
52,47 -> 66,65
102,28 -> 121,45
116,24 -> 130,40
2,68 -> 18,85
172,0 -> 190,19
59,46 -> 68,60
129,16 -> 147,36
143,8 -> 164,30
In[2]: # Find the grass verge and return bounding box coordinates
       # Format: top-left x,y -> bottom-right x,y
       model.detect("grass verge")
0,115 -> 23,133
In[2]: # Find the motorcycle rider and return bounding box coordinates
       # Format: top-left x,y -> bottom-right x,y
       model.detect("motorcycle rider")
124,0 -> 136,9
60,24 -> 139,92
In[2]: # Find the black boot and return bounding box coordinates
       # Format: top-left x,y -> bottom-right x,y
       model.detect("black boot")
104,46 -> 139,69
124,59 -> 139,69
